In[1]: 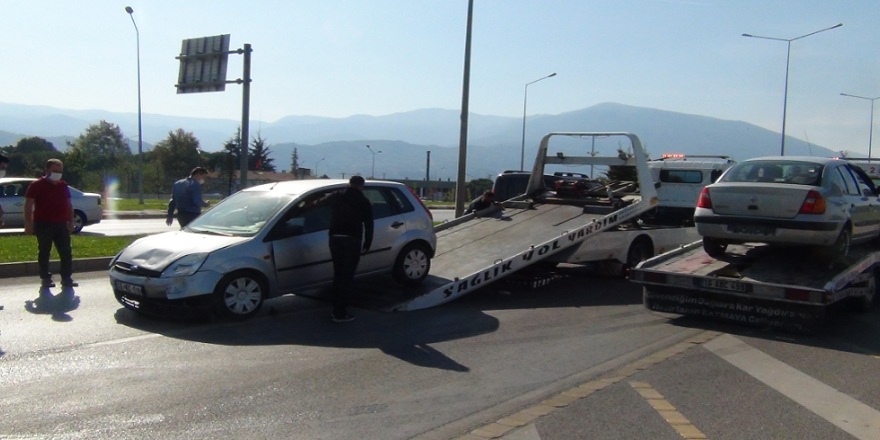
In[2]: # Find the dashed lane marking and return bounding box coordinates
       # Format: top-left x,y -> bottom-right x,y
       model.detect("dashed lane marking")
630,381 -> 707,440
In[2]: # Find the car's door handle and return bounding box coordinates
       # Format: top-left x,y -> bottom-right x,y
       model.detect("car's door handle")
391,221 -> 404,228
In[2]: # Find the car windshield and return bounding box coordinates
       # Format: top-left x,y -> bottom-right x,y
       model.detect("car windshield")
186,190 -> 295,237
721,160 -> 823,186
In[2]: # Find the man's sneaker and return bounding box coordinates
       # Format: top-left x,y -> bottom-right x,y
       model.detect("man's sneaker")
331,312 -> 355,323
40,278 -> 55,288
61,278 -> 78,287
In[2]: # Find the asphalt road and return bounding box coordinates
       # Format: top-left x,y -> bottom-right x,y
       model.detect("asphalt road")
1,267 -> 879,439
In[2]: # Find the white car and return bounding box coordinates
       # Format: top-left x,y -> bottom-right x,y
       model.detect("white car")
694,156 -> 880,258
0,177 -> 103,233
109,179 -> 437,320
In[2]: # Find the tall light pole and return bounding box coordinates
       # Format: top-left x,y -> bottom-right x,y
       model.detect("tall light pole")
742,23 -> 842,156
314,158 -> 325,178
840,93 -> 880,159
124,6 -> 144,204
520,73 -> 557,170
366,144 -> 382,179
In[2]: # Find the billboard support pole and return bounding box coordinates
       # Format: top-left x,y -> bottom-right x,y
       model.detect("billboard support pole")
240,44 -> 251,189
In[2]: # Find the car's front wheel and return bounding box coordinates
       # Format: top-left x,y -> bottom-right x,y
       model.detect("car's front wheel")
393,242 -> 431,285
213,271 -> 265,320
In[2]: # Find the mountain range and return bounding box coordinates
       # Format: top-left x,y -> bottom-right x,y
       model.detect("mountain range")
0,101 -> 839,181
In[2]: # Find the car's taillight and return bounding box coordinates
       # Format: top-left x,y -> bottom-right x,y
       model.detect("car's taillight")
696,187 -> 712,209
406,186 -> 432,220
799,190 -> 826,214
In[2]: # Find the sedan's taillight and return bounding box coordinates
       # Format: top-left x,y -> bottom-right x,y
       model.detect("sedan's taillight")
696,187 -> 712,209
799,190 -> 826,214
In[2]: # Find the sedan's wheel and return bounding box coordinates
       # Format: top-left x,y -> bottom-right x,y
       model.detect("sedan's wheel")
72,211 -> 85,234
827,227 -> 851,260
393,243 -> 431,285
702,237 -> 727,258
214,271 -> 265,320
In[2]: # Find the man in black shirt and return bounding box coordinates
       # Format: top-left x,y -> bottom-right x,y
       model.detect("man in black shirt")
327,176 -> 374,322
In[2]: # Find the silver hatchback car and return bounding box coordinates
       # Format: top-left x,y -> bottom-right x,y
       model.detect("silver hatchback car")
694,157 -> 880,258
109,179 -> 436,319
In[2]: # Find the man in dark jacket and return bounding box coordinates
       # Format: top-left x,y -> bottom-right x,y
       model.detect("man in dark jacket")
327,176 -> 374,322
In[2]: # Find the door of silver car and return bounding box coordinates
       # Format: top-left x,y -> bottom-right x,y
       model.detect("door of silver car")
843,164 -> 880,240
358,186 -> 410,273
835,165 -> 874,241
270,191 -> 336,292
0,181 -> 28,227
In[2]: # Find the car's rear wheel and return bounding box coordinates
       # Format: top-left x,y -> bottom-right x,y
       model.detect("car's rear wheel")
826,227 -> 851,260
72,210 -> 85,234
702,237 -> 727,258
213,271 -> 265,320
626,237 -> 654,271
393,242 -> 431,285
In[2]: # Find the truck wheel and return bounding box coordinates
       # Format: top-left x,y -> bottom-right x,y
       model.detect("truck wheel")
393,242 -> 431,285
625,237 -> 654,271
213,271 -> 265,320
702,237 -> 727,258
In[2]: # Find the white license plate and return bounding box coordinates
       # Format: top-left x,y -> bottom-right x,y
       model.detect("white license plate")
697,278 -> 750,293
116,280 -> 143,295
727,224 -> 775,235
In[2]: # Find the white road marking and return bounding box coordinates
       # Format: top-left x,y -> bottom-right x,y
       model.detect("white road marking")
705,334 -> 880,440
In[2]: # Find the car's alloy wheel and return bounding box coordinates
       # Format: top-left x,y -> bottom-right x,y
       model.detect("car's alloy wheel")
393,243 -> 431,285
214,271 -> 265,319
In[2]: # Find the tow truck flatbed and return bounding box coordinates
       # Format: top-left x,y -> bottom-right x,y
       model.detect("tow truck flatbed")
629,241 -> 879,330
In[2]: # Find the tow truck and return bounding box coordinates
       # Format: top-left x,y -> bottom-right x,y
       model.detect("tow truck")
353,132 -> 659,311
629,241 -> 879,331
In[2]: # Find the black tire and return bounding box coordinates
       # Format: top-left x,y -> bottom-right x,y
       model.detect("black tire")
702,237 -> 727,258
626,237 -> 654,271
393,242 -> 431,285
826,227 -> 851,260
72,210 -> 85,234
213,271 -> 266,320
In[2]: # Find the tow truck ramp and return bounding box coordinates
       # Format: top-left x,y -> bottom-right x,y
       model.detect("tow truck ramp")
355,132 -> 659,311
629,241 -> 879,331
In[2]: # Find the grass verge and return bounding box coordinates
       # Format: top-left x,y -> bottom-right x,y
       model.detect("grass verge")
0,235 -> 144,264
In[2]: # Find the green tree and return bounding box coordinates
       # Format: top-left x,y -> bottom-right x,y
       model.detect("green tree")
150,129 -> 202,190
290,147 -> 300,177
6,137 -> 59,177
605,148 -> 637,182
66,120 -> 132,191
466,178 -> 493,201
249,133 -> 275,171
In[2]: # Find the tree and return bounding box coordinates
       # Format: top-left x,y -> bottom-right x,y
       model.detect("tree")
605,148 -> 637,182
249,133 -> 275,171
66,120 -> 132,191
6,137 -> 59,177
466,178 -> 493,201
150,129 -> 202,190
290,148 -> 300,177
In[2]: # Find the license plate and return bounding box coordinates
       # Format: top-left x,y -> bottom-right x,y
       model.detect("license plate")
727,224 -> 775,235
115,280 -> 143,295
696,278 -> 751,293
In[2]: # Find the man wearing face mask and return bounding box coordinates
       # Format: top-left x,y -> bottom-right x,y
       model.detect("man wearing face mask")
24,158 -> 77,288
167,167 -> 210,228
0,153 -> 9,227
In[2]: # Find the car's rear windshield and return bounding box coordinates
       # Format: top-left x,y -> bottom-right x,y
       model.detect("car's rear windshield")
721,160 -> 823,186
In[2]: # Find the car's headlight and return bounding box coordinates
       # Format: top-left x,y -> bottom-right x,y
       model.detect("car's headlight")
162,253 -> 209,277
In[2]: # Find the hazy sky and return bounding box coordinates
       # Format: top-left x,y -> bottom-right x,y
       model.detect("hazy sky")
2,1 -> 878,155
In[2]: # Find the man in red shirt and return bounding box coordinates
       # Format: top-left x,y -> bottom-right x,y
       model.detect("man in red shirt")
24,159 -> 77,288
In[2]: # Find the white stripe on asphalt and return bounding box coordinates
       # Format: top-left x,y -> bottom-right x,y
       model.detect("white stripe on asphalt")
705,334 -> 880,440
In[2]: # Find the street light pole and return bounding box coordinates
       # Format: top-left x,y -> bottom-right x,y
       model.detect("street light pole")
840,93 -> 880,159
742,23 -> 842,156
314,158 -> 325,178
125,6 -> 144,204
366,144 -> 382,178
520,73 -> 557,171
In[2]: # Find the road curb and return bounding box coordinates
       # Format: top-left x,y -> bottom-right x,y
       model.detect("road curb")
0,257 -> 113,279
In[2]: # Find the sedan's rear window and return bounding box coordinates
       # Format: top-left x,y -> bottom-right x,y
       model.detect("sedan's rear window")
722,161 -> 822,186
